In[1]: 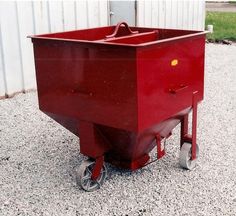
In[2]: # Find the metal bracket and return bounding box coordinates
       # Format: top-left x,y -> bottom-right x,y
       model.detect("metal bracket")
180,91 -> 198,160
191,91 -> 198,160
156,134 -> 165,159
91,156 -> 104,180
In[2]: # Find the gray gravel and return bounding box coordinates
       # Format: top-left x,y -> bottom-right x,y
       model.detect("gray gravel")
0,44 -> 236,216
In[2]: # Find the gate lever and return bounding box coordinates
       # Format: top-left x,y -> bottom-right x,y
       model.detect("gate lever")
169,84 -> 188,94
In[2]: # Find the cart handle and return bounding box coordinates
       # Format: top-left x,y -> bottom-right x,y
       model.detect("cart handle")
106,22 -> 139,39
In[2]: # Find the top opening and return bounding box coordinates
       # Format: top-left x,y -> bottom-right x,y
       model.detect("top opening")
30,22 -> 205,46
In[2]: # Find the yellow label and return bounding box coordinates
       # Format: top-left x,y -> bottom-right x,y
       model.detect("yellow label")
171,59 -> 178,66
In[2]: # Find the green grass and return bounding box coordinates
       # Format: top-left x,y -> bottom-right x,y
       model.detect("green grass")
205,12 -> 236,41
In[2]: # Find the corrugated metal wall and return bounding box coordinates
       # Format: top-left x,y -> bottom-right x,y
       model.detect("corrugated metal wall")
0,0 -> 205,99
137,0 -> 205,30
0,0 -> 108,98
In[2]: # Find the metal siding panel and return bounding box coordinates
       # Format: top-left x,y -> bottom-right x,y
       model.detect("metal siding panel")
177,0 -> 183,29
0,25 -> 7,97
87,1 -> 100,27
75,1 -> 88,29
16,1 -> 36,90
165,0 -> 172,28
200,0 -> 206,30
48,1 -> 64,32
99,1 -> 108,26
137,0 -> 204,30
137,0 -> 145,26
182,0 -> 188,30
158,0 -> 166,28
63,1 -> 76,31
151,0 -> 158,27
33,1 -> 50,34
188,0 -> 194,30
0,2 -> 23,95
171,0 -> 178,29
198,0 -> 202,30
193,0 -> 199,30
144,1 -> 152,27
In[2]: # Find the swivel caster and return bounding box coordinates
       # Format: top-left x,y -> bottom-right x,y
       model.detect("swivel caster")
179,143 -> 199,170
75,159 -> 107,192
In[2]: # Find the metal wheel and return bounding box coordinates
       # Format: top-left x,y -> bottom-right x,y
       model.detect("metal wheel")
75,159 -> 107,192
179,143 -> 199,170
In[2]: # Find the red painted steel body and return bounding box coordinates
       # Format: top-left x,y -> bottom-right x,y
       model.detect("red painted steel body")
30,24 -> 207,171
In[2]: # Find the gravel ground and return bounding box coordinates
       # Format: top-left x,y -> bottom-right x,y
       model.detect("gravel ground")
0,44 -> 236,216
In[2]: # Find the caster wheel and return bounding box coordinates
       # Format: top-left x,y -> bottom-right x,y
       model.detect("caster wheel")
75,159 -> 107,192
179,143 -> 199,170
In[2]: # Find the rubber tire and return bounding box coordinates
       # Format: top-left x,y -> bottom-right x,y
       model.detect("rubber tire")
75,159 -> 107,192
179,143 -> 199,170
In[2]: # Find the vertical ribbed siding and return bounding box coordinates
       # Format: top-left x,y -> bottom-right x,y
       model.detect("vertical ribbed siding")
0,0 -> 108,98
137,0 -> 205,30
0,24 -> 7,98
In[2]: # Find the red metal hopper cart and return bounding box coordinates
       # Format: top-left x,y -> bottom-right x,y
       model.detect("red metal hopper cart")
30,22 -> 207,191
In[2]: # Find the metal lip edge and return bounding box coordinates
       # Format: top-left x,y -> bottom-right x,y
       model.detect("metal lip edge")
27,25 -> 117,38
28,36 -> 138,47
136,31 -> 209,47
28,31 -> 209,48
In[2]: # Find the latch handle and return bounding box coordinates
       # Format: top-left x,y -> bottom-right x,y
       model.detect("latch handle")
169,84 -> 188,94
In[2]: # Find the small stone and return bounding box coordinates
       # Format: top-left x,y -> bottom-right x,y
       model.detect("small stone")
3,201 -> 9,206
222,39 -> 232,45
1,156 -> 10,161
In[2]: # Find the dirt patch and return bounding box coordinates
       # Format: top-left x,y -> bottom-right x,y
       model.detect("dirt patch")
206,2 -> 236,12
